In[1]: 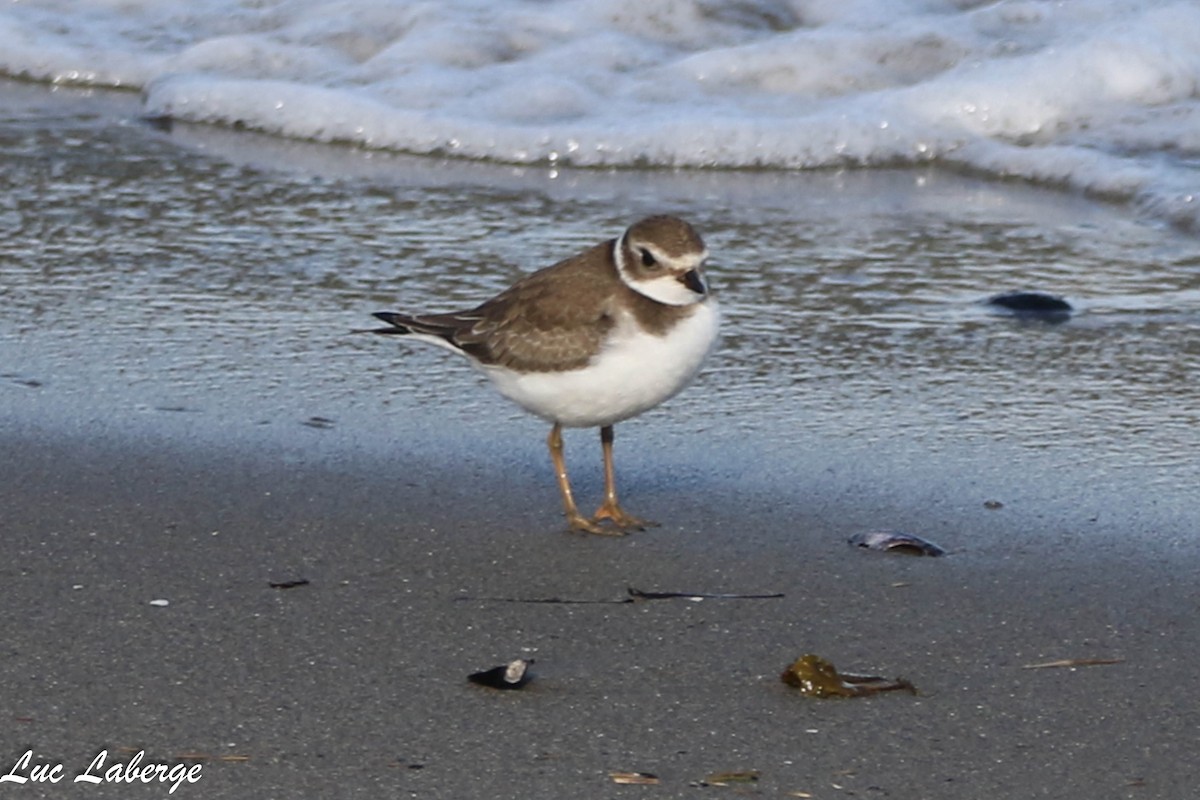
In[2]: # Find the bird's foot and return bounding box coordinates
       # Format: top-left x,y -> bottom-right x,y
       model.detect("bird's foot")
591,500 -> 659,532
565,510 -> 628,536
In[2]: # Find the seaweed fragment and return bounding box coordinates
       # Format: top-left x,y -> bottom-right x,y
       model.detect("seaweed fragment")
268,579 -> 310,589
610,772 -> 660,785
700,770 -> 760,787
1022,657 -> 1124,670
628,588 -> 784,601
781,654 -> 916,698
455,587 -> 783,604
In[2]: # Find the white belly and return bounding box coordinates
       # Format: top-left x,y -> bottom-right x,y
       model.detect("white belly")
483,300 -> 720,428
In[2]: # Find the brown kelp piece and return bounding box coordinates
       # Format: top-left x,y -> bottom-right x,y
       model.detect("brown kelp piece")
781,654 -> 916,698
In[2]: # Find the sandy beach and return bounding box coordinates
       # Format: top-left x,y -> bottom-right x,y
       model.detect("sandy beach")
3,80 -> 1199,798
4,408 -> 1199,799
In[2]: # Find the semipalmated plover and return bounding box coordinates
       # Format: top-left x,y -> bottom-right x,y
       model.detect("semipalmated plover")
368,215 -> 719,535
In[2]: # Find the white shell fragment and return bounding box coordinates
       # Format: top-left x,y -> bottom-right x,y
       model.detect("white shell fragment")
468,658 -> 533,690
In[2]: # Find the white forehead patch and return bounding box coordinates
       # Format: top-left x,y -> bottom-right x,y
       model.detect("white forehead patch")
638,242 -> 709,272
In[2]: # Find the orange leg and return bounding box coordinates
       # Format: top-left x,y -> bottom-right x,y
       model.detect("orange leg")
591,425 -> 657,531
547,423 -> 612,535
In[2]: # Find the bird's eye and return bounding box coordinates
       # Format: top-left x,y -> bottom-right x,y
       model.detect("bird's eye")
640,248 -> 657,268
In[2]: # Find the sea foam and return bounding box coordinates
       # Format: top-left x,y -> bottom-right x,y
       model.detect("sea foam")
2,0 -> 1197,227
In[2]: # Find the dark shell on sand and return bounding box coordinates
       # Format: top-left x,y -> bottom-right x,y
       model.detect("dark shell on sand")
849,530 -> 946,557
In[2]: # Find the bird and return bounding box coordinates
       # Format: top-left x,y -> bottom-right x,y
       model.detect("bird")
367,215 -> 719,535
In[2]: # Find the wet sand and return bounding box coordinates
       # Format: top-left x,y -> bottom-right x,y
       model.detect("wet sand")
3,413 -> 1198,799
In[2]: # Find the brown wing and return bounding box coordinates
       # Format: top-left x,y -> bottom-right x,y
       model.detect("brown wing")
371,240 -> 624,372
454,240 -> 622,372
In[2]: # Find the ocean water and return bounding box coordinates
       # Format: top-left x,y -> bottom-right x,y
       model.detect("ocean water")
1,0 -> 1199,230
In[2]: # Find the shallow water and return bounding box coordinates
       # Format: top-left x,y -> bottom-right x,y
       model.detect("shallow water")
3,82 -> 1198,508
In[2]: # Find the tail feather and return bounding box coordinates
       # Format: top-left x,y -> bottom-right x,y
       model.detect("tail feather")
365,311 -> 466,353
368,311 -> 417,335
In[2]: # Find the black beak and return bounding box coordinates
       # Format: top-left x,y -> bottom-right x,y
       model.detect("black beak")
680,269 -> 707,295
